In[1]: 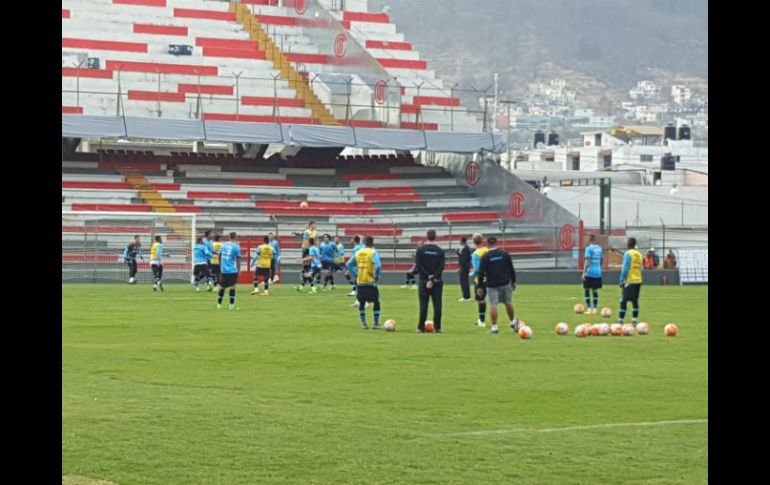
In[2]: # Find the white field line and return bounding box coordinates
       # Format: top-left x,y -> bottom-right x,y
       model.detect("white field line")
432,419 -> 708,438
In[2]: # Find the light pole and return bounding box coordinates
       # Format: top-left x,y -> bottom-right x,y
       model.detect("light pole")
500,100 -> 517,171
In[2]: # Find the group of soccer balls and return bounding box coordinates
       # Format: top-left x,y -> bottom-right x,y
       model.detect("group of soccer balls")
553,303 -> 679,337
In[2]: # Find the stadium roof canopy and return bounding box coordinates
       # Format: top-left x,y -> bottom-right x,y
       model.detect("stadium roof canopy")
62,115 -> 505,154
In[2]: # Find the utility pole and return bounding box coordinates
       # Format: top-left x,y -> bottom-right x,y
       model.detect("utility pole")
500,100 -> 517,171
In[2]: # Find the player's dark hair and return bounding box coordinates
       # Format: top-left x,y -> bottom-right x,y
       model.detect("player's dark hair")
589,234 -> 596,242
487,236 -> 497,246
460,237 -> 467,244
426,229 -> 437,241
353,236 -> 361,244
204,230 -> 212,237
155,235 -> 162,242
213,234 -> 221,241
134,235 -> 140,240
229,232 -> 237,240
309,238 -> 315,245
628,237 -> 637,248
196,236 -> 203,244
263,236 -> 269,243
365,236 -> 374,247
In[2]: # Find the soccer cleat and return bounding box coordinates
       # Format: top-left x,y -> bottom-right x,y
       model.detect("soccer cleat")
195,287 -> 201,292
435,328 -> 443,333
262,291 -> 269,297
400,284 -> 408,288
416,328 -> 425,333
476,319 -> 487,328
159,284 -> 164,292
410,285 -> 418,290
295,286 -> 303,292
250,289 -> 260,296
349,301 -> 360,308
310,287 -> 318,294
631,318 -> 639,326
372,324 -> 382,330
207,286 -> 213,292
616,318 -> 624,324
216,304 -> 222,309
228,304 -> 238,310
330,286 -> 335,290
347,290 -> 357,297
510,319 -> 521,333
361,323 -> 369,330
153,285 -> 158,292
458,298 -> 472,302
488,326 -> 499,334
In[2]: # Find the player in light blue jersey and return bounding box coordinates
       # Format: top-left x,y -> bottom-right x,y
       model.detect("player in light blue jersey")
217,232 -> 242,310
297,238 -> 322,294
344,235 -> 366,297
319,234 -> 339,291
268,232 -> 281,283
203,230 -> 215,289
192,236 -> 212,292
581,234 -> 605,315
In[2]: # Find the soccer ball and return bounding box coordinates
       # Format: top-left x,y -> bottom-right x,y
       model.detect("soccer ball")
637,322 -> 650,335
575,324 -> 589,338
518,325 -> 533,339
590,324 -> 603,336
601,307 -> 612,318
384,319 -> 397,332
622,324 -> 635,336
599,323 -> 611,336
300,201 -> 309,209
610,323 -> 623,336
425,321 -> 435,333
574,303 -> 585,314
665,323 -> 679,337
555,322 -> 569,335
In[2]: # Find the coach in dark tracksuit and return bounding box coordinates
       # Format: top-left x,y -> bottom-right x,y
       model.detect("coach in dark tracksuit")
415,229 -> 446,333
456,237 -> 472,301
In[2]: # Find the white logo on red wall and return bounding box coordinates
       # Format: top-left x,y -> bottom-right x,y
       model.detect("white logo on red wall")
374,80 -> 387,105
509,192 -> 525,218
465,161 -> 480,186
334,34 -> 347,58
294,0 -> 307,15
559,224 -> 576,250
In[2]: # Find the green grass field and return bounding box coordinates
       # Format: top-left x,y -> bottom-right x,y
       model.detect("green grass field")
62,283 -> 708,485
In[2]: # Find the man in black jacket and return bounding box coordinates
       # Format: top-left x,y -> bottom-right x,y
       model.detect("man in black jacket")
477,237 -> 519,334
456,237 -> 472,302
415,229 -> 446,333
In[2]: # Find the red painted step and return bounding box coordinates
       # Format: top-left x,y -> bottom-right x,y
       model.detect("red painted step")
364,194 -> 421,202
365,40 -> 411,51
61,225 -> 154,234
203,47 -> 266,60
343,120 -> 384,128
195,37 -> 258,50
343,11 -> 390,23
255,14 -> 296,25
62,181 -> 131,189
62,38 -> 147,53
241,97 -> 306,108
97,162 -> 162,170
62,106 -> 84,114
234,179 -> 295,187
356,186 -> 414,194
256,207 -> 380,216
134,24 -> 188,36
442,212 -> 500,222
377,58 -> 427,70
128,90 -> 186,102
400,122 -> 438,131
255,201 -> 373,209
178,83 -> 233,95
413,96 -> 461,107
62,67 -> 114,79
106,60 -> 218,76
186,192 -> 250,200
343,173 -> 398,182
62,9 -> 70,18
342,228 -> 403,237
114,0 -> 166,6
284,53 -> 328,64
202,113 -> 317,124
174,8 -> 236,21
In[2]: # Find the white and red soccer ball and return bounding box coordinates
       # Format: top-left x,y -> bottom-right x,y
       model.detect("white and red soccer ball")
664,323 -> 678,336
518,325 -> 533,339
555,322 -> 569,335
384,319 -> 397,332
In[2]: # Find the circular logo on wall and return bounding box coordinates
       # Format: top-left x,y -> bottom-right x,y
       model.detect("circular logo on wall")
559,224 -> 576,250
584,140 -> 592,147
374,80 -> 388,105
465,161 -> 480,186
509,192 -> 525,218
294,0 -> 307,15
334,33 -> 347,58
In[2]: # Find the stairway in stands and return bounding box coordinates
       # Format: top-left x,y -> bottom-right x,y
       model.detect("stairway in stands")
231,2 -> 339,126
119,167 -> 192,235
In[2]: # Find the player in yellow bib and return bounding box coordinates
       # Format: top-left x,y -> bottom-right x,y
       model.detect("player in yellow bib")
618,237 -> 644,326
210,234 -> 223,290
346,236 -> 382,330
470,233 -> 489,327
250,236 -> 276,296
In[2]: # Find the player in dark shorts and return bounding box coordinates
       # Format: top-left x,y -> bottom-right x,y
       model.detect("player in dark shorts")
582,234 -> 604,314
209,234 -> 223,289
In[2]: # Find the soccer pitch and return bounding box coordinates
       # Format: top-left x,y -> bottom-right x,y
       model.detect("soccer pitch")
62,284 -> 707,485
